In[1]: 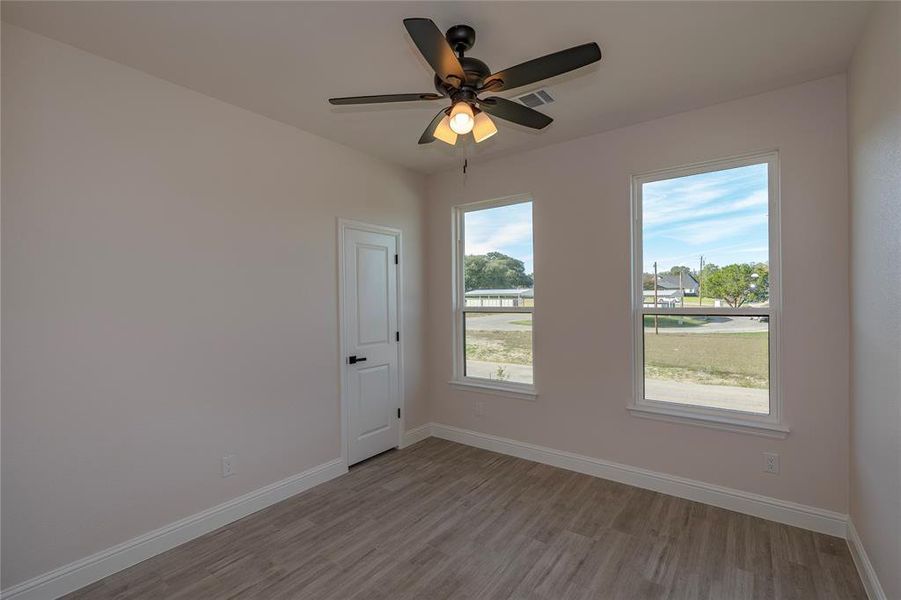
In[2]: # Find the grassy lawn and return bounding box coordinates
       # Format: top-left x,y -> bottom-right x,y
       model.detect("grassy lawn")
642,315 -> 706,328
464,322 -> 768,389
509,319 -> 533,326
644,331 -> 768,388
465,330 -> 532,365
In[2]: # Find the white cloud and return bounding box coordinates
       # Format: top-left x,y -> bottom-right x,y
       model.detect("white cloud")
644,188 -> 767,227
730,189 -> 768,210
465,220 -> 532,256
660,212 -> 768,246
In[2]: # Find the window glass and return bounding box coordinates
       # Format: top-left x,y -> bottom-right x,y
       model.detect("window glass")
460,201 -> 534,387
643,315 -> 769,414
639,162 -> 773,414
464,312 -> 533,385
643,163 -> 769,309
464,202 -> 534,304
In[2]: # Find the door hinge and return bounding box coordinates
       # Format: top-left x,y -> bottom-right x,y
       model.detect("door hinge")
397,408 -> 401,419
396,331 -> 400,342
394,254 -> 398,265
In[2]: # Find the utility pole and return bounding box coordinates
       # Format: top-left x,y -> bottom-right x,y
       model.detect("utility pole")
679,269 -> 684,308
698,255 -> 705,306
653,261 -> 659,335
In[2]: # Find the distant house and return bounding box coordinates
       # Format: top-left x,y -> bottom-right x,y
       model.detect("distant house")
642,273 -> 700,307
465,288 -> 534,307
642,288 -> 683,307
656,273 -> 699,295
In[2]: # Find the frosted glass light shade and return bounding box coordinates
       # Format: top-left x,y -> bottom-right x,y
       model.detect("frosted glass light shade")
472,112 -> 498,143
433,116 -> 458,145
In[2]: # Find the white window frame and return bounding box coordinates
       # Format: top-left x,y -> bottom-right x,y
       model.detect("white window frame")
628,151 -> 788,438
450,194 -> 537,401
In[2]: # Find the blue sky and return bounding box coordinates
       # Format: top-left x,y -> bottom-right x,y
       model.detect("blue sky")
643,163 -> 769,273
463,164 -> 767,277
465,202 -> 533,274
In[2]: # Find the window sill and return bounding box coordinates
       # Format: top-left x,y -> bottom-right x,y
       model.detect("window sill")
448,379 -> 538,401
628,403 -> 789,438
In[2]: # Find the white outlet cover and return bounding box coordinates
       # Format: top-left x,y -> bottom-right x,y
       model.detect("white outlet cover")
222,454 -> 236,477
763,452 -> 779,474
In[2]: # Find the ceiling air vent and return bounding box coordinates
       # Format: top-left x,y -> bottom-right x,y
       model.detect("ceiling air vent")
515,89 -> 555,108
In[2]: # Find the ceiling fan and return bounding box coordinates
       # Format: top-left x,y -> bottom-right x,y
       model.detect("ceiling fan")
328,19 -> 602,145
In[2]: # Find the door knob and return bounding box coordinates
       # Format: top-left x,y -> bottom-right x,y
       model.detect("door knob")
348,355 -> 367,364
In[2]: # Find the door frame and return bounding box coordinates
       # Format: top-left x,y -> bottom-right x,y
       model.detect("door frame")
337,218 -> 405,467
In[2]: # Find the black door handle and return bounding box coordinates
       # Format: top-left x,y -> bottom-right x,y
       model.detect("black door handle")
348,355 -> 367,364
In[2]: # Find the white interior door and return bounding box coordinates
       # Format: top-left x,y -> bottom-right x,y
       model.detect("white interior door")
343,226 -> 400,465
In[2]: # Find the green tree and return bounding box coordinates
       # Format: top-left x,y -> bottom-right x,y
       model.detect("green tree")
699,262 -> 720,281
464,252 -> 533,291
704,263 -> 769,307
668,265 -> 694,277
697,262 -> 719,297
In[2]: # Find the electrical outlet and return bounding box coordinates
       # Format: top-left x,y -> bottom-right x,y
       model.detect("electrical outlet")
763,452 -> 779,474
221,454 -> 236,478
474,399 -> 485,417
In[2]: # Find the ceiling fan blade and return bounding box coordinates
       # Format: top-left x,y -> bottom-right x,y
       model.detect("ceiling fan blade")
478,97 -> 552,129
418,110 -> 449,144
403,18 -> 466,86
329,93 -> 444,105
481,42 -> 601,93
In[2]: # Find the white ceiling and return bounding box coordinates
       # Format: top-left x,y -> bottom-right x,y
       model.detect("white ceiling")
2,1 -> 872,174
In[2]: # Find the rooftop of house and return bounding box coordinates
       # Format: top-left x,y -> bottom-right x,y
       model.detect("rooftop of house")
655,273 -> 700,289
465,288 -> 535,298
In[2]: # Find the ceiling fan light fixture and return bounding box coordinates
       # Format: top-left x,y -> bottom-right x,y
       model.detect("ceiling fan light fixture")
472,111 -> 498,143
449,101 -> 475,134
329,19 -> 601,146
433,115 -> 458,145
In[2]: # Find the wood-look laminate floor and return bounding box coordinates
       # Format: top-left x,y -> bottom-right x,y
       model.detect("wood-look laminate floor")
63,438 -> 865,599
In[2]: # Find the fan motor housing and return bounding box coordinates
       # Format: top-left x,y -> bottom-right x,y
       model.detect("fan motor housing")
434,56 -> 491,95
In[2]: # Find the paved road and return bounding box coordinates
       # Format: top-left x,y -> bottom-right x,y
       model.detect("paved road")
645,378 -> 768,413
462,363 -> 766,414
466,312 -> 766,334
645,315 -> 768,334
466,313 -> 532,332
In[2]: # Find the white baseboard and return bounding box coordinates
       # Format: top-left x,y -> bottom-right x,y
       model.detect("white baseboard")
4,426 -> 860,600
847,520 -> 887,600
0,458 -> 347,600
428,423 -> 848,538
400,423 -> 431,448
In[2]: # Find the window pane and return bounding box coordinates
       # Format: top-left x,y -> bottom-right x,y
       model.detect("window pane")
643,315 -> 769,414
464,312 -> 533,385
464,202 -> 534,307
643,163 -> 769,309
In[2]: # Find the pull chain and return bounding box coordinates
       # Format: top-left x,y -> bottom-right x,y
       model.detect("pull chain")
461,144 -> 471,193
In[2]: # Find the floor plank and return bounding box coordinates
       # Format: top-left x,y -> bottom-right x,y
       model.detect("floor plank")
61,438 -> 866,599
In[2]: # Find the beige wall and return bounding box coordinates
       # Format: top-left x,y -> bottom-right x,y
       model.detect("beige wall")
1,23 -> 427,587
427,75 -> 851,513
3,12 -> 887,593
848,3 -> 901,598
